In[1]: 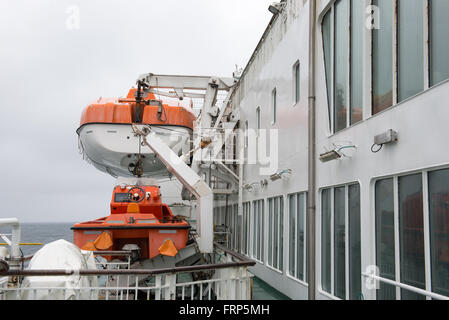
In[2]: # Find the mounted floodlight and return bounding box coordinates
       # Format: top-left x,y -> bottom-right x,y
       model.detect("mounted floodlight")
268,2 -> 286,15
270,169 -> 292,182
319,150 -> 342,163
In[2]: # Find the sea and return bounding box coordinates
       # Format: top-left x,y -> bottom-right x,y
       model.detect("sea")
0,223 -> 290,300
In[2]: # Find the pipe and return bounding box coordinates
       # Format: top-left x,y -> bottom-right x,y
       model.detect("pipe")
307,0 -> 317,300
3,260 -> 256,277
237,125 -> 244,253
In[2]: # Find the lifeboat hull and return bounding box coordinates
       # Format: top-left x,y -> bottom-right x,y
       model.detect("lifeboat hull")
72,183 -> 191,261
78,124 -> 192,178
72,215 -> 190,260
77,88 -> 196,178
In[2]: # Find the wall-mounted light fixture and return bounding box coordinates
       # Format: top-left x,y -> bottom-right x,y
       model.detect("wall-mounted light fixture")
270,169 -> 293,181
319,150 -> 342,163
320,144 -> 357,163
372,129 -> 398,153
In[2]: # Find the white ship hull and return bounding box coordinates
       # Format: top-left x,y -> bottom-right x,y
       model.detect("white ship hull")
212,0 -> 449,300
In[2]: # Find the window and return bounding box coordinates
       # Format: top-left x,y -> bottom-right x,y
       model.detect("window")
242,202 -> 251,255
375,169 -> 449,300
230,204 -> 238,250
322,0 -> 363,133
375,178 -> 396,300
321,189 -> 332,293
271,88 -> 277,125
288,192 -> 307,282
372,0 -> 394,114
399,174 -> 425,300
350,0 -> 363,125
348,184 -> 361,300
268,196 -> 284,271
430,0 -> 449,86
322,10 -> 332,126
256,107 -> 261,130
252,200 -> 264,262
244,120 -> 249,148
398,0 -> 424,102
323,0 -> 449,122
334,186 -> 346,299
293,61 -> 300,104
321,183 -> 361,300
334,0 -> 349,133
428,169 -> 449,296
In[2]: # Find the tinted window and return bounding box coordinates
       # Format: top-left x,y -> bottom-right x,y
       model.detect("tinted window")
114,193 -> 130,202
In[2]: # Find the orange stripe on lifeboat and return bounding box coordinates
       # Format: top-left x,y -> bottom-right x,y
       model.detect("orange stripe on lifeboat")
79,88 -> 196,129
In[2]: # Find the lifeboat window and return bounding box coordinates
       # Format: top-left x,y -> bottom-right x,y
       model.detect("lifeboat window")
137,220 -> 157,224
107,220 -> 124,224
114,193 -> 131,202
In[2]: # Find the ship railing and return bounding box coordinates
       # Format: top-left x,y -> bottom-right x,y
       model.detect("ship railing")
362,272 -> 449,300
93,251 -> 132,270
0,243 -> 255,300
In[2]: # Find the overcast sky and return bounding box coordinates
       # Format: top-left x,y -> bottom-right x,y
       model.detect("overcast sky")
0,0 -> 274,222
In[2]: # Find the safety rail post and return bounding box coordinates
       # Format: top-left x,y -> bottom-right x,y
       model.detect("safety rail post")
155,275 -> 162,300
239,266 -> 248,300
0,218 -> 21,270
165,273 -> 176,300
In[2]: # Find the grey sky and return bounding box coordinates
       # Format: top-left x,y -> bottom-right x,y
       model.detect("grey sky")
0,0 -> 274,222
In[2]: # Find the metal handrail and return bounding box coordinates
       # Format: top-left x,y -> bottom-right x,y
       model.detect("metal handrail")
18,250 -> 134,263
1,243 -> 255,277
92,251 -> 133,256
362,273 -> 449,300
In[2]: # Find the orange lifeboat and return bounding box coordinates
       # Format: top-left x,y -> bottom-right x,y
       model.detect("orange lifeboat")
77,88 -> 196,178
72,178 -> 190,260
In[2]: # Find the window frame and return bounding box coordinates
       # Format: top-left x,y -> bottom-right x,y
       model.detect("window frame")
321,0 -> 436,134
319,182 -> 361,300
251,199 -> 265,263
241,202 -> 251,256
372,167 -> 449,300
267,195 -> 284,272
287,192 -> 308,283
